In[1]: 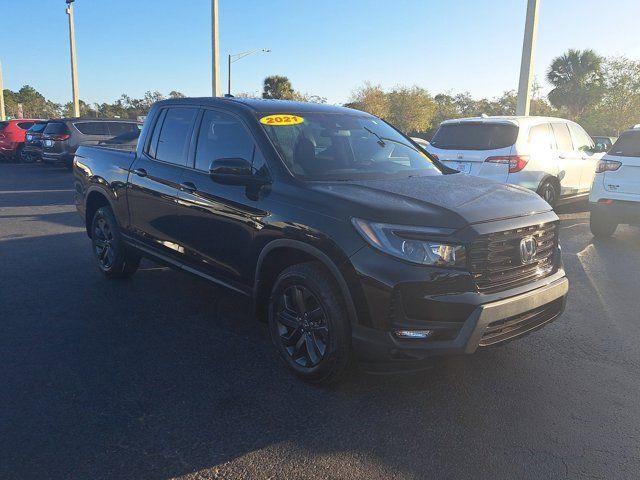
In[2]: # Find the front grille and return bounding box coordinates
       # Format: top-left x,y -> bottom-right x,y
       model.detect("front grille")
479,298 -> 564,347
469,222 -> 558,293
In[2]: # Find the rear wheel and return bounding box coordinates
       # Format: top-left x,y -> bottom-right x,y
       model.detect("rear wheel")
14,146 -> 24,163
91,206 -> 140,278
590,210 -> 618,238
537,179 -> 559,209
268,262 -> 352,384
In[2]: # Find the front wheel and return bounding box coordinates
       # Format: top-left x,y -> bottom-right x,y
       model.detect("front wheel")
590,210 -> 618,238
91,206 -> 141,278
268,262 -> 352,384
537,180 -> 559,209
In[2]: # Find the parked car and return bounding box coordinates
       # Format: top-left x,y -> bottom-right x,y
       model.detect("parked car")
74,98 -> 568,383
22,120 -> 49,163
97,129 -> 140,151
0,119 -> 39,162
592,135 -> 617,152
426,116 -> 606,208
589,128 -> 640,237
42,118 -> 142,168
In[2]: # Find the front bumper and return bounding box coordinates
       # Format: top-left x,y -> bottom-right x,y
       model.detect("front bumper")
352,275 -> 567,362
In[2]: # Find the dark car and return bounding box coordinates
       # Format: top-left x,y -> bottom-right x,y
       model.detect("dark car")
97,129 -> 140,152
42,118 -> 141,168
74,98 -> 569,383
22,120 -> 49,163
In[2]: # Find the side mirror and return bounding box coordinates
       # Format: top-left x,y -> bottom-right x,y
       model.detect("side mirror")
209,158 -> 268,186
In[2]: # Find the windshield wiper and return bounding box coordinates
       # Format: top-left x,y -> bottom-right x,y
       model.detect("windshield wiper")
363,126 -> 386,147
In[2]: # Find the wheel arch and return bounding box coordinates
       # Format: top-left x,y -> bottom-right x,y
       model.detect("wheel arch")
253,240 -> 359,327
84,187 -> 115,238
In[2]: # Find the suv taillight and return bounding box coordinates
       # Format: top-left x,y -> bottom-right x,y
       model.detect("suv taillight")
595,159 -> 622,173
485,155 -> 529,173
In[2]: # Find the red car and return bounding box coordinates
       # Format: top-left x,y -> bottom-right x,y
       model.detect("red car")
0,119 -> 40,162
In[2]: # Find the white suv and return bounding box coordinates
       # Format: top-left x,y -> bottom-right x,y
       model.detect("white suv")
426,116 -> 606,208
589,128 -> 640,237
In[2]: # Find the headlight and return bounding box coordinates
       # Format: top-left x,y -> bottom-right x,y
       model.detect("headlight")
352,218 -> 466,267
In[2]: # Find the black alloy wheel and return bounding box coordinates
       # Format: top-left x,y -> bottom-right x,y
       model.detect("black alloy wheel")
93,216 -> 116,270
275,285 -> 329,367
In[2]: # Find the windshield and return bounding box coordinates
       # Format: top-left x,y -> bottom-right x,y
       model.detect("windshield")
431,122 -> 519,150
609,131 -> 640,157
258,112 -> 442,181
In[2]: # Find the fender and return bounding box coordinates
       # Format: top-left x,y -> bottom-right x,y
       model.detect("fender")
254,239 -> 359,326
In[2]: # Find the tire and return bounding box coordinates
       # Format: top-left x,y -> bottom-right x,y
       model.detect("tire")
14,146 -> 24,163
268,262 -> 352,384
90,206 -> 141,278
537,179 -> 559,209
590,210 -> 618,238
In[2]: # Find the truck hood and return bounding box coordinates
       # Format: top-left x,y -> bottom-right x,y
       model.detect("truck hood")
309,173 -> 551,229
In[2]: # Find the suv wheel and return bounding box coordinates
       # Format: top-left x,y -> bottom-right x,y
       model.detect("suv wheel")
91,206 -> 140,278
14,146 -> 24,163
590,210 -> 618,238
268,262 -> 351,384
538,180 -> 559,209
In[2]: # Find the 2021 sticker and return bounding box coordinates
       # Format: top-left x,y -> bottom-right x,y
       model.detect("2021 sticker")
260,114 -> 304,126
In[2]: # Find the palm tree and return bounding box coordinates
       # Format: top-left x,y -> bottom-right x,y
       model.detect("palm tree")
546,49 -> 604,118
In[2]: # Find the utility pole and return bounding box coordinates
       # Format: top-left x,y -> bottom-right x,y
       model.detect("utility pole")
211,0 -> 221,97
66,0 -> 80,117
227,49 -> 271,96
0,61 -> 5,121
516,0 -> 540,116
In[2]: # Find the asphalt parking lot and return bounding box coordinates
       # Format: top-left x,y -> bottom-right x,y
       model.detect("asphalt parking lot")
1,163 -> 639,480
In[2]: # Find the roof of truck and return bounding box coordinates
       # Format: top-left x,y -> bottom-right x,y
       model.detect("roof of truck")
154,97 -> 367,115
440,115 -> 573,126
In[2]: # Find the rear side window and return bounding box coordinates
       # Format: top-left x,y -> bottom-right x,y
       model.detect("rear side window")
17,122 -> 35,130
528,124 -> 553,150
0,122 -> 8,131
74,122 -> 109,135
108,122 -> 139,136
568,123 -> 594,152
609,132 -> 640,157
551,123 -> 573,150
430,123 -> 518,150
44,123 -> 70,135
152,108 -> 197,166
29,123 -> 47,133
194,110 -> 254,171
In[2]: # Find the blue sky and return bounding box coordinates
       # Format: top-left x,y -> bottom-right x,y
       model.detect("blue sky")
2,0 -> 639,106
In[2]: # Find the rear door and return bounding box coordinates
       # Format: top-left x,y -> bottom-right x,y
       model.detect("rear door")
127,107 -> 198,257
605,132 -> 640,196
568,122 -> 602,192
427,121 -> 517,183
550,122 -> 581,197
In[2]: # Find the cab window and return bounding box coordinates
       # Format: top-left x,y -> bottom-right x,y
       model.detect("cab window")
194,110 -> 255,171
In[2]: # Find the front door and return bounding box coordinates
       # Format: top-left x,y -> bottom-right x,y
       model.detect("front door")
568,122 -> 602,192
127,107 -> 198,258
175,109 -> 270,291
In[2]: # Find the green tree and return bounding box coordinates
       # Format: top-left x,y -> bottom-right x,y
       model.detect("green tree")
546,49 -> 604,119
579,57 -> 640,135
387,86 -> 435,134
262,75 -> 296,100
347,83 -> 390,119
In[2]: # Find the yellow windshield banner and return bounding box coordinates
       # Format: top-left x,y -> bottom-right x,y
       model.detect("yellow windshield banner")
260,114 -> 304,126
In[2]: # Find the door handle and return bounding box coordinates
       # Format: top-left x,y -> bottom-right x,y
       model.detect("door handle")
179,181 -> 197,193
133,168 -> 147,177
558,155 -> 567,159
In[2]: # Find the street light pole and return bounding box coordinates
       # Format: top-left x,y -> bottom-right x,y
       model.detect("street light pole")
516,0 -> 540,116
211,0 -> 221,97
0,60 -> 5,121
66,0 -> 80,117
227,49 -> 271,96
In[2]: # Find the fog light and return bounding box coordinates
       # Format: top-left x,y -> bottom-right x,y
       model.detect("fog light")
394,329 -> 434,339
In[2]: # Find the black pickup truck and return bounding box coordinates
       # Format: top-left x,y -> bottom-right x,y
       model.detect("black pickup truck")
74,97 -> 568,383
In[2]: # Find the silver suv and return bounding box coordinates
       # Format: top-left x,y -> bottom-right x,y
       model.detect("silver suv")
426,116 -> 605,208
